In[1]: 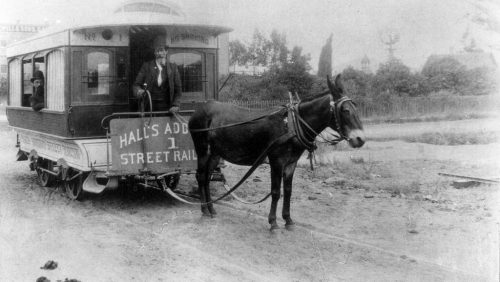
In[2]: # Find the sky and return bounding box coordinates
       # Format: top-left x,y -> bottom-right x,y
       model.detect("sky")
1,0 -> 500,72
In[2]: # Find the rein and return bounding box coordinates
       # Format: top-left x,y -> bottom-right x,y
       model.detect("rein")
189,107 -> 286,133
167,94 -> 353,205
160,131 -> 295,206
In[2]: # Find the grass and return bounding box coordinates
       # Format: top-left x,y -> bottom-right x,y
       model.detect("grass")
371,131 -> 499,145
363,112 -> 496,125
404,131 -> 499,145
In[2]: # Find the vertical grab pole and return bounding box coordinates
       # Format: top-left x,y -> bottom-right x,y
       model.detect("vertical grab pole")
106,128 -> 110,174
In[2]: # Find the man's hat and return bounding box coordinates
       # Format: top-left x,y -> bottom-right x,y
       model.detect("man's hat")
153,35 -> 169,50
31,70 -> 44,83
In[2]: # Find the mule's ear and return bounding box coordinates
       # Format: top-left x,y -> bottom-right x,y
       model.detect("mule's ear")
334,74 -> 344,93
327,75 -> 334,90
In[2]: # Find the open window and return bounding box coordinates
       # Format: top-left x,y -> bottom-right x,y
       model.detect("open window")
34,53 -> 45,74
21,54 -> 35,107
15,52 -> 48,109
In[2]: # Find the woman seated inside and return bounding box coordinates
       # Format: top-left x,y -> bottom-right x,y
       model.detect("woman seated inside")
30,70 -> 45,111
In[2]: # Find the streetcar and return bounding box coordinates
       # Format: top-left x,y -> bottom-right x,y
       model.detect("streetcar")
6,0 -> 232,199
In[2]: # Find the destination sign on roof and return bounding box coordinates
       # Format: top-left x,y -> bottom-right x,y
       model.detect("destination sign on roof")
167,31 -> 217,48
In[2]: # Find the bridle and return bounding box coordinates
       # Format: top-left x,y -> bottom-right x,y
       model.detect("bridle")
329,95 -> 354,142
292,94 -> 354,148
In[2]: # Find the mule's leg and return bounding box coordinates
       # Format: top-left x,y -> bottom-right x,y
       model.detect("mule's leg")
196,170 -> 210,216
204,155 -> 221,216
191,130 -> 211,216
268,162 -> 283,230
196,154 -> 211,216
282,162 -> 298,230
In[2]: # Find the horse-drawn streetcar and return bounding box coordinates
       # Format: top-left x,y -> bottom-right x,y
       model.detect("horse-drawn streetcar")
6,0 -> 232,199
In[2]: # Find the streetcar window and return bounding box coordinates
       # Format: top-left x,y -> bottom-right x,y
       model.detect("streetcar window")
8,59 -> 21,107
85,51 -> 110,95
34,56 -> 45,74
22,57 -> 33,106
169,52 -> 203,93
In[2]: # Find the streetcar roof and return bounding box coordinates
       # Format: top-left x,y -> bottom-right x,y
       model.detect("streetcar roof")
6,0 -> 232,57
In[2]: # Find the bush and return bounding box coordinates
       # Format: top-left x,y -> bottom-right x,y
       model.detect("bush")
341,66 -> 372,97
421,55 -> 497,95
459,67 -> 498,95
0,77 -> 7,101
371,59 -> 429,97
422,56 -> 467,93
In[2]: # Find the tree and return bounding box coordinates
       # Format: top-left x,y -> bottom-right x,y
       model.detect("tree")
317,34 -> 333,78
341,66 -> 372,97
224,31 -> 313,99
421,56 -> 467,93
247,29 -> 271,67
372,59 -> 418,96
269,30 -> 288,67
229,39 -> 249,70
269,46 -> 313,97
0,77 -> 7,101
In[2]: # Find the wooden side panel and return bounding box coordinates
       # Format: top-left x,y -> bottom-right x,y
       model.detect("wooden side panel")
69,105 -> 129,137
7,109 -> 69,137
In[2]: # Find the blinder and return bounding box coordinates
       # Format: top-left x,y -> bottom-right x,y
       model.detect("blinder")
329,96 -> 354,141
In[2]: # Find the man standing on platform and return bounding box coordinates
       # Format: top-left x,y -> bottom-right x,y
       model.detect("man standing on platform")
133,38 -> 182,112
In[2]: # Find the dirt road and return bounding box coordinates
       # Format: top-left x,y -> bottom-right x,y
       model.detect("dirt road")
0,120 -> 498,281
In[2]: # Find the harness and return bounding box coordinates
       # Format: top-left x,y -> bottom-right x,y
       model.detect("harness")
286,95 -> 353,171
162,95 -> 354,206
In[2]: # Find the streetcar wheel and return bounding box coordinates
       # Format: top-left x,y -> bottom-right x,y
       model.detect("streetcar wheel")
65,173 -> 85,200
36,168 -> 55,187
164,173 -> 180,190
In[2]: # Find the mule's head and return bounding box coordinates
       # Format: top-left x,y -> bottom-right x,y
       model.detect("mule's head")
327,74 -> 365,148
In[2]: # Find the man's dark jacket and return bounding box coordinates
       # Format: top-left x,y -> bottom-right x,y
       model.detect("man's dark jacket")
133,60 -> 182,110
29,86 -> 44,111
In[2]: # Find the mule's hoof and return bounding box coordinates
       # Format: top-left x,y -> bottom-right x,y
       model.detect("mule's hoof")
201,207 -> 211,217
269,223 -> 279,231
285,223 -> 295,231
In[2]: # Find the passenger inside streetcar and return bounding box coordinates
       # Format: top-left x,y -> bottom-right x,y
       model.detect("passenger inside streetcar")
29,70 -> 45,111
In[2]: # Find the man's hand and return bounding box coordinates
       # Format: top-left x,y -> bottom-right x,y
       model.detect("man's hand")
136,89 -> 146,98
169,106 -> 180,113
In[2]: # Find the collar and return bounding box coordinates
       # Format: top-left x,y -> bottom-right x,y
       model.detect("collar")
155,60 -> 163,70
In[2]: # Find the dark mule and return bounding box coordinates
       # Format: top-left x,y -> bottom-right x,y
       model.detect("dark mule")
188,74 -> 365,229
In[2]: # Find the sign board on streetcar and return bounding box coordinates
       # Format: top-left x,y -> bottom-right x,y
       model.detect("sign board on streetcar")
110,117 -> 197,175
